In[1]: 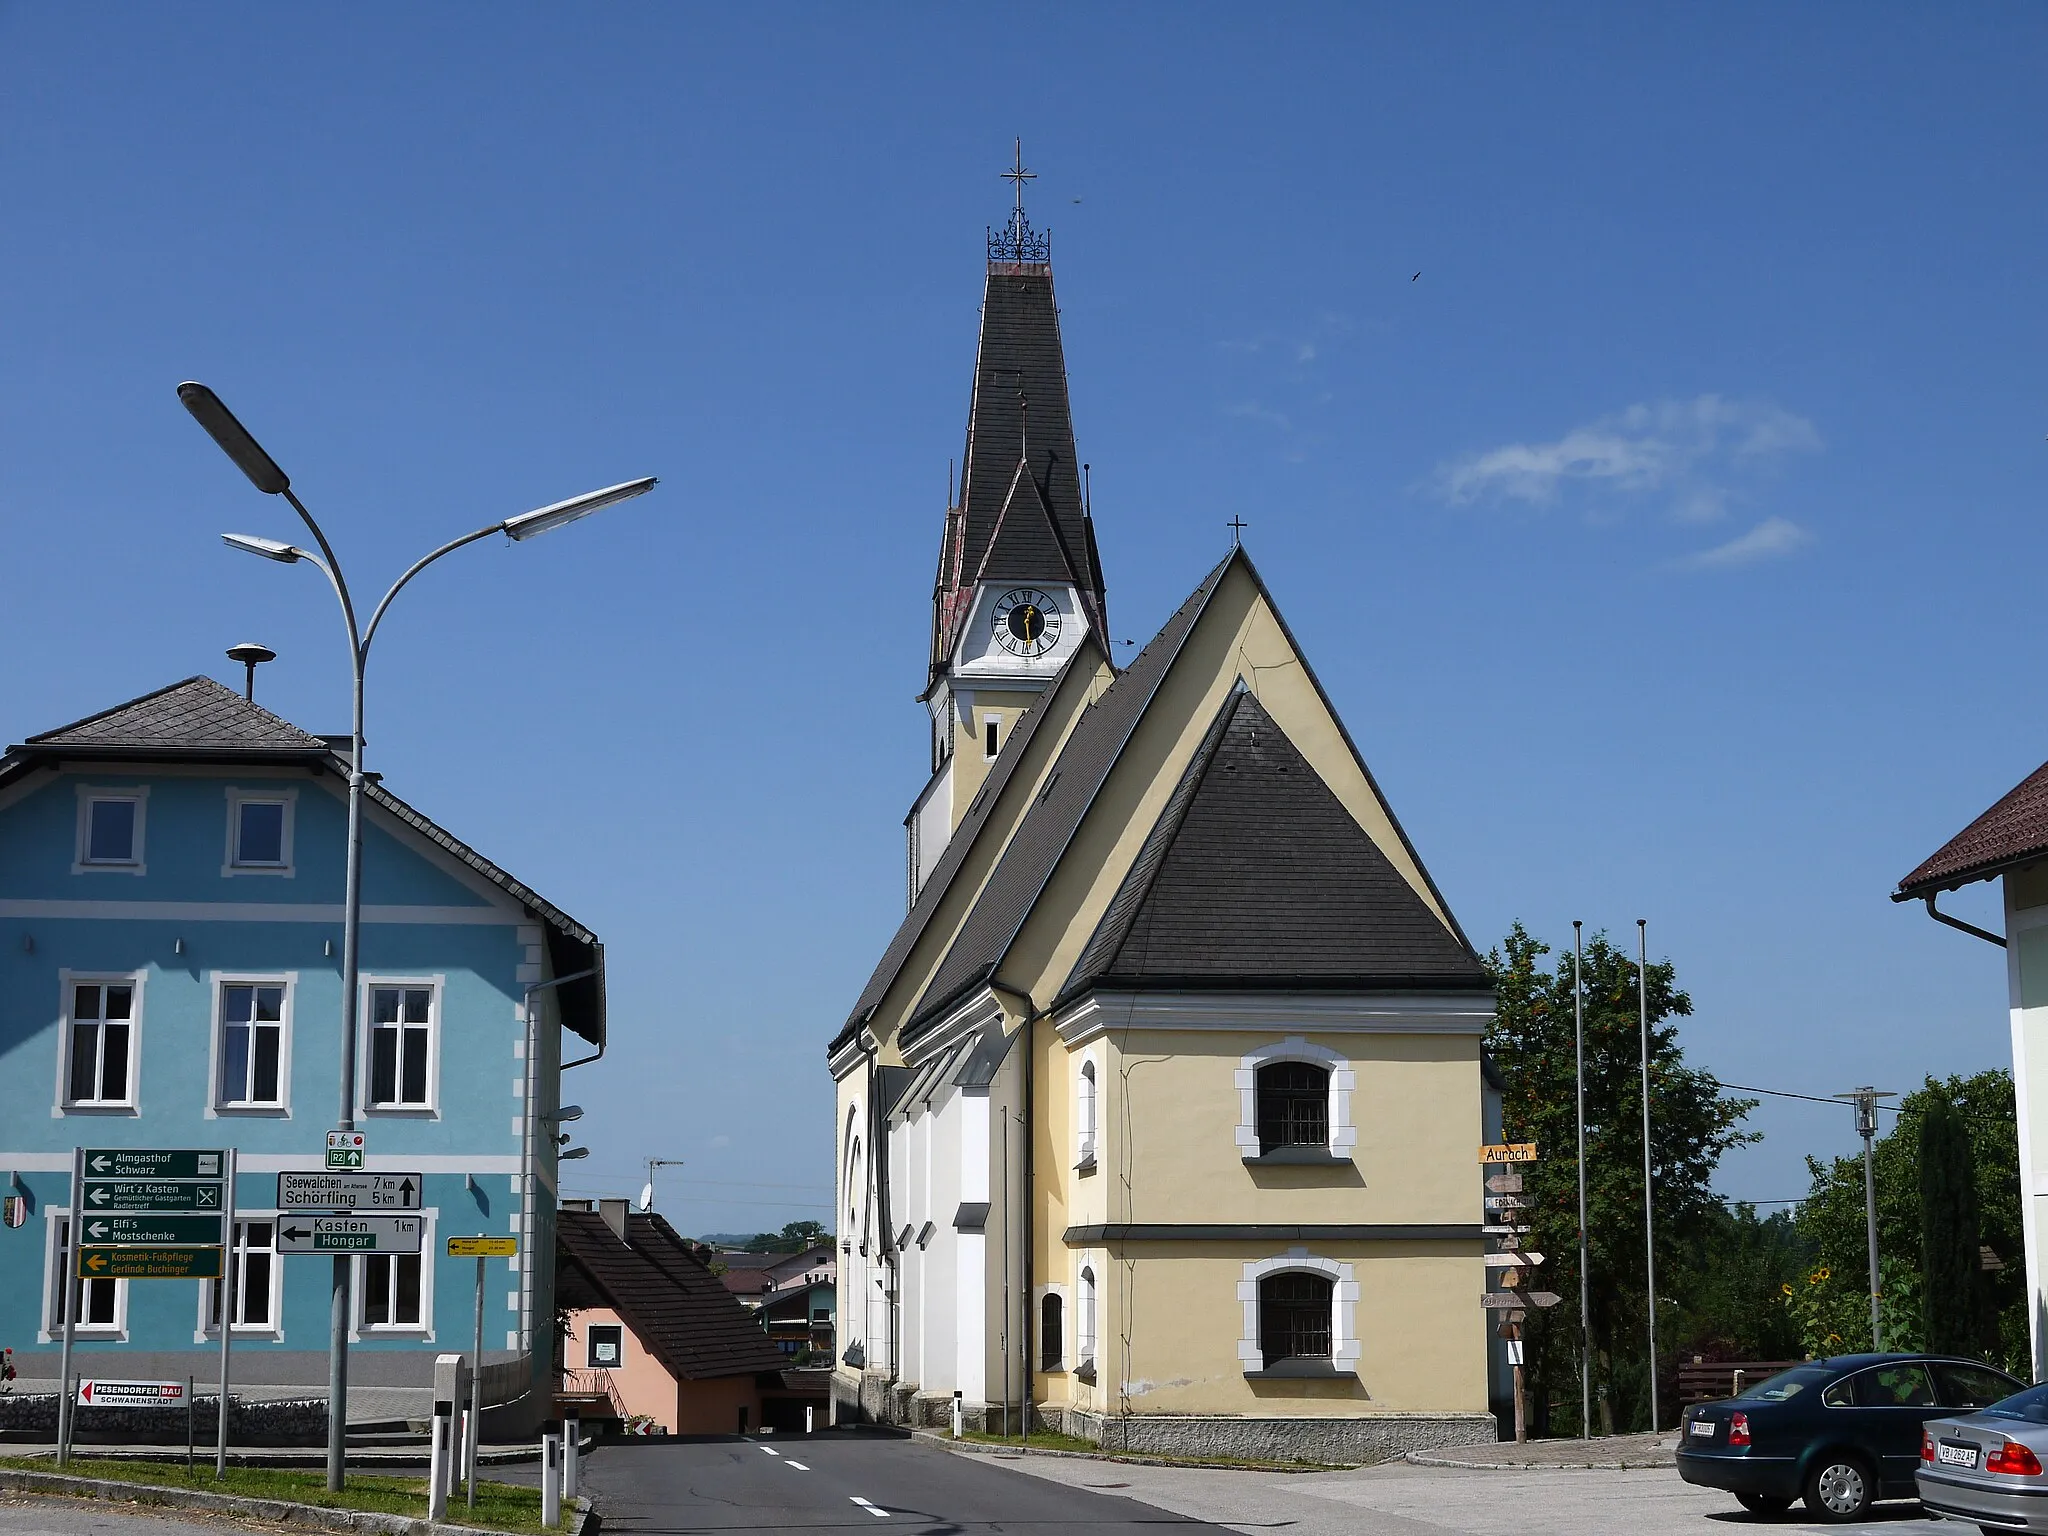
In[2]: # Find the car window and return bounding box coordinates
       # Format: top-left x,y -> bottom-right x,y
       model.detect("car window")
1749,1365 -> 1834,1401
1854,1364 -> 1937,1407
1984,1383 -> 2048,1424
1937,1363 -> 2023,1409
1822,1377 -> 1855,1408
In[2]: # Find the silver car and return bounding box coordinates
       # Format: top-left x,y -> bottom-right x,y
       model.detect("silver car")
1916,1379 -> 2048,1531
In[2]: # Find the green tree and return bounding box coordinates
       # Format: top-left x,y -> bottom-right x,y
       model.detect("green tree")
1920,1095 -> 1988,1356
1486,924 -> 1758,1435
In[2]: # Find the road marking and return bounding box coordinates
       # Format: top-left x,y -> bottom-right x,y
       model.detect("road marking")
758,1446 -> 779,1456
785,1461 -> 810,1471
850,1497 -> 889,1517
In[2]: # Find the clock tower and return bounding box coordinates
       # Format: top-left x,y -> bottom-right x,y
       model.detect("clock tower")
908,149 -> 1110,901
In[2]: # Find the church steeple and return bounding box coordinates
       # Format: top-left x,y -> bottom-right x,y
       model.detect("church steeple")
929,143 -> 1108,686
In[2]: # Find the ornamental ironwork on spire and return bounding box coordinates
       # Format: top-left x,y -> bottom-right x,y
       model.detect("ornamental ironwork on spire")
987,139 -> 1050,265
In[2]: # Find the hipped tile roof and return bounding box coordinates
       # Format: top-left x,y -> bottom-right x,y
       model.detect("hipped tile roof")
25,675 -> 328,753
557,1211 -> 785,1381
1896,756 -> 2048,898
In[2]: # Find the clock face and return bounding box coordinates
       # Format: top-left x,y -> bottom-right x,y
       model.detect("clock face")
992,589 -> 1062,658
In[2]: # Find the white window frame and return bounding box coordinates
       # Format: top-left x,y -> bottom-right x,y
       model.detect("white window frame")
982,713 -> 1002,761
208,972 -> 296,1116
196,1214 -> 285,1342
41,1211 -> 128,1341
55,969 -> 146,1114
223,787 -> 297,877
1077,1261 -> 1099,1372
358,975 -> 444,1117
1075,1055 -> 1100,1169
1234,1036 -> 1355,1161
351,1208 -> 437,1340
73,785 -> 148,875
1237,1248 -> 1360,1376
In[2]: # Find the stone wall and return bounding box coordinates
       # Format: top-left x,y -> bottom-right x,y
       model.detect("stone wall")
1050,1406 -> 1497,1464
0,1394 -> 329,1446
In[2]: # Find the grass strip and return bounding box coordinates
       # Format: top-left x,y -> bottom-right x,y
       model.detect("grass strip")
0,1457 -> 550,1534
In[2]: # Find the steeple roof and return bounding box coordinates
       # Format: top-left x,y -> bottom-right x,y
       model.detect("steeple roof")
932,261 -> 1109,676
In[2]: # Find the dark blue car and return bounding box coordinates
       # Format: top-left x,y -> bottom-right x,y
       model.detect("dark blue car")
1676,1354 -> 2024,1521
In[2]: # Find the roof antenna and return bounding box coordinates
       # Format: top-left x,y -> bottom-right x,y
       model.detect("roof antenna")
226,641 -> 276,702
1083,463 -> 1092,518
947,457 -> 956,510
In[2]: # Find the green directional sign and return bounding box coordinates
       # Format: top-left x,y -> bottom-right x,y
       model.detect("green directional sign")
81,1180 -> 223,1213
83,1148 -> 225,1181
77,1213 -> 224,1246
78,1245 -> 221,1281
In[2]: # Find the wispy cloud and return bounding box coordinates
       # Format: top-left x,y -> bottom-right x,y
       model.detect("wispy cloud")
1223,400 -> 1293,433
1436,395 -> 1820,513
1676,516 -> 1813,571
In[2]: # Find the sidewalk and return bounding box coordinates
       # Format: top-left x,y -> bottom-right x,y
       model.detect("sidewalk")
1406,1431 -> 1679,1469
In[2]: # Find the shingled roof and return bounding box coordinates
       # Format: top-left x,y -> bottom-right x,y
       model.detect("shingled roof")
1061,687 -> 1489,1000
22,675 -> 329,755
557,1210 -> 785,1381
932,265 -> 1108,673
1896,756 -> 2048,899
906,554 -> 1233,1036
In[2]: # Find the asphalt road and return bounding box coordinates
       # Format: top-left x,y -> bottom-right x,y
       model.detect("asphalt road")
569,1431 -> 1223,1532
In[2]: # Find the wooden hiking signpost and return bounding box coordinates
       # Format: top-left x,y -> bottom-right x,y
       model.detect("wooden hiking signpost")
1478,1142 -> 1561,1442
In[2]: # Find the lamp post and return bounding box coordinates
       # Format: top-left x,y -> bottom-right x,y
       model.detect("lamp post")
178,382 -> 654,1490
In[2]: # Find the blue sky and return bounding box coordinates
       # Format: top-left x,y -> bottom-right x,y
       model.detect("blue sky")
4,7 -> 2045,1232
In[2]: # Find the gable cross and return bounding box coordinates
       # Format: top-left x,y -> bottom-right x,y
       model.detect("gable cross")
1002,139 -> 1036,215
1227,515 -> 1248,547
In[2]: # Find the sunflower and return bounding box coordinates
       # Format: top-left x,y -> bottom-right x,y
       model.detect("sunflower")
1781,1283 -> 1794,1296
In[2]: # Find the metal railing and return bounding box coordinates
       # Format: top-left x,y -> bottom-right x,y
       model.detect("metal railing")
557,1368 -> 625,1421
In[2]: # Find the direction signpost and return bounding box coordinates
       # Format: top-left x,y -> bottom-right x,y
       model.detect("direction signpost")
1478,1141 -> 1555,1442
447,1236 -> 520,1509
59,1149 -> 231,1474
276,1215 -> 422,1254
279,1172 -> 421,1211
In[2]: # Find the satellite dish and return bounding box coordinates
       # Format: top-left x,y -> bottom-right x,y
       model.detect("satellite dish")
638,1182 -> 654,1212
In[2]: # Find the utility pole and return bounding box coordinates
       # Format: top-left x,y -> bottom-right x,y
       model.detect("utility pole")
1835,1087 -> 1897,1350
1638,920 -> 1659,1432
1574,921 -> 1591,1438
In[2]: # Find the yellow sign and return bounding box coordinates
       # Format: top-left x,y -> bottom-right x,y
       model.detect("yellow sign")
1478,1143 -> 1538,1165
78,1245 -> 222,1280
446,1236 -> 519,1258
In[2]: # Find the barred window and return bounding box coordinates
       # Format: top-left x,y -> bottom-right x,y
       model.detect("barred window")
1259,1271 -> 1333,1368
1255,1061 -> 1328,1153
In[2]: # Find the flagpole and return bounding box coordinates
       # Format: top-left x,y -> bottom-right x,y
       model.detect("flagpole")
1575,921 -> 1591,1439
1638,920 -> 1658,1433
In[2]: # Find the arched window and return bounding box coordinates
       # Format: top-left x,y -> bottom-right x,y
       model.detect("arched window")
1256,1061 -> 1329,1153
1078,1266 -> 1097,1367
1258,1270 -> 1333,1368
1040,1292 -> 1064,1370
1077,1061 -> 1098,1163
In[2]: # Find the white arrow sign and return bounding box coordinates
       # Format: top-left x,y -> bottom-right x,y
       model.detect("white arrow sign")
1484,1252 -> 1545,1267
277,1172 -> 424,1212
276,1214 -> 422,1255
1482,1224 -> 1533,1236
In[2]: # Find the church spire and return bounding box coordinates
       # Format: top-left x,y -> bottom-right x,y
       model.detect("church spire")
930,144 -> 1108,683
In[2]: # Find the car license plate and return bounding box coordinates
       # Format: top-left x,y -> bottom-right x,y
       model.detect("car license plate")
1938,1442 -> 1980,1468
1689,1420 -> 1716,1438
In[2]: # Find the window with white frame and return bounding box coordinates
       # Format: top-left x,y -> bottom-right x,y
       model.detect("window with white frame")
1236,1249 -> 1360,1377
983,715 -> 1001,759
360,1252 -> 425,1330
206,1220 -> 279,1332
47,1217 -> 122,1333
64,979 -> 138,1107
366,983 -> 435,1109
1234,1038 -> 1356,1162
226,790 -> 293,872
1076,1060 -> 1098,1168
217,981 -> 288,1109
77,791 -> 145,870
1077,1265 -> 1098,1373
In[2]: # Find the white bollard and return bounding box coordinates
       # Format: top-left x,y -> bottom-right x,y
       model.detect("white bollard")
952,1390 -> 963,1439
428,1403 -> 451,1522
805,1404 -> 814,1435
541,1427 -> 562,1528
563,1410 -> 580,1501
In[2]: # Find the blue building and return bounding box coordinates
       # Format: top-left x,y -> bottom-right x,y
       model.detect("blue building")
0,674 -> 602,1421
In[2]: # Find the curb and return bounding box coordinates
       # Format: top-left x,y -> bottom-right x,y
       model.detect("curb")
0,1468 -> 595,1536
910,1428 -> 1348,1474
1404,1448 -> 1676,1470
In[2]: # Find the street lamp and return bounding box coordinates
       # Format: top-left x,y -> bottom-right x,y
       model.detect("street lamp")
179,382 -> 654,1489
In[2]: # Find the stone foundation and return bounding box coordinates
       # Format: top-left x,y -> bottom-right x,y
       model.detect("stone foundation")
1051,1406 -> 1497,1464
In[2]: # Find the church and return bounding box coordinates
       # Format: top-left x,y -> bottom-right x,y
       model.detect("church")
828,164 -> 1502,1462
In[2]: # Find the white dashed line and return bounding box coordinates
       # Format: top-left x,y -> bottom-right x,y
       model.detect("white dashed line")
759,1446 -> 780,1456
785,1460 -> 810,1471
850,1496 -> 890,1517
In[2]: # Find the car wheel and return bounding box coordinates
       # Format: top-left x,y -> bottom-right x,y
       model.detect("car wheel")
1802,1454 -> 1874,1522
1734,1491 -> 1792,1515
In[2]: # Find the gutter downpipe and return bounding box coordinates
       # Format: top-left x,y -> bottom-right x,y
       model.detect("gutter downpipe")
518,964 -> 599,1414
1918,892 -> 2007,948
859,1036 -> 897,1409
988,977 -> 1042,1443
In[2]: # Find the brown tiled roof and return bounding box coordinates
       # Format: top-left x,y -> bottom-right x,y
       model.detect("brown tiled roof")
556,1211 -> 785,1381
1896,757 -> 2048,898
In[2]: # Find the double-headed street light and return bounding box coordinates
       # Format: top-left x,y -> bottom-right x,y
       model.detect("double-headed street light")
177,382 -> 653,1489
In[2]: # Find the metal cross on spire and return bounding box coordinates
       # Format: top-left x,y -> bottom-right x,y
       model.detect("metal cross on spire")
988,138 -> 1050,265
1227,515 -> 1248,547
1003,139 -> 1036,215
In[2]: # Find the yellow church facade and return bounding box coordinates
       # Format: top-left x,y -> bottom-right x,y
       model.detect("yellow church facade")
829,183 -> 1500,1460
